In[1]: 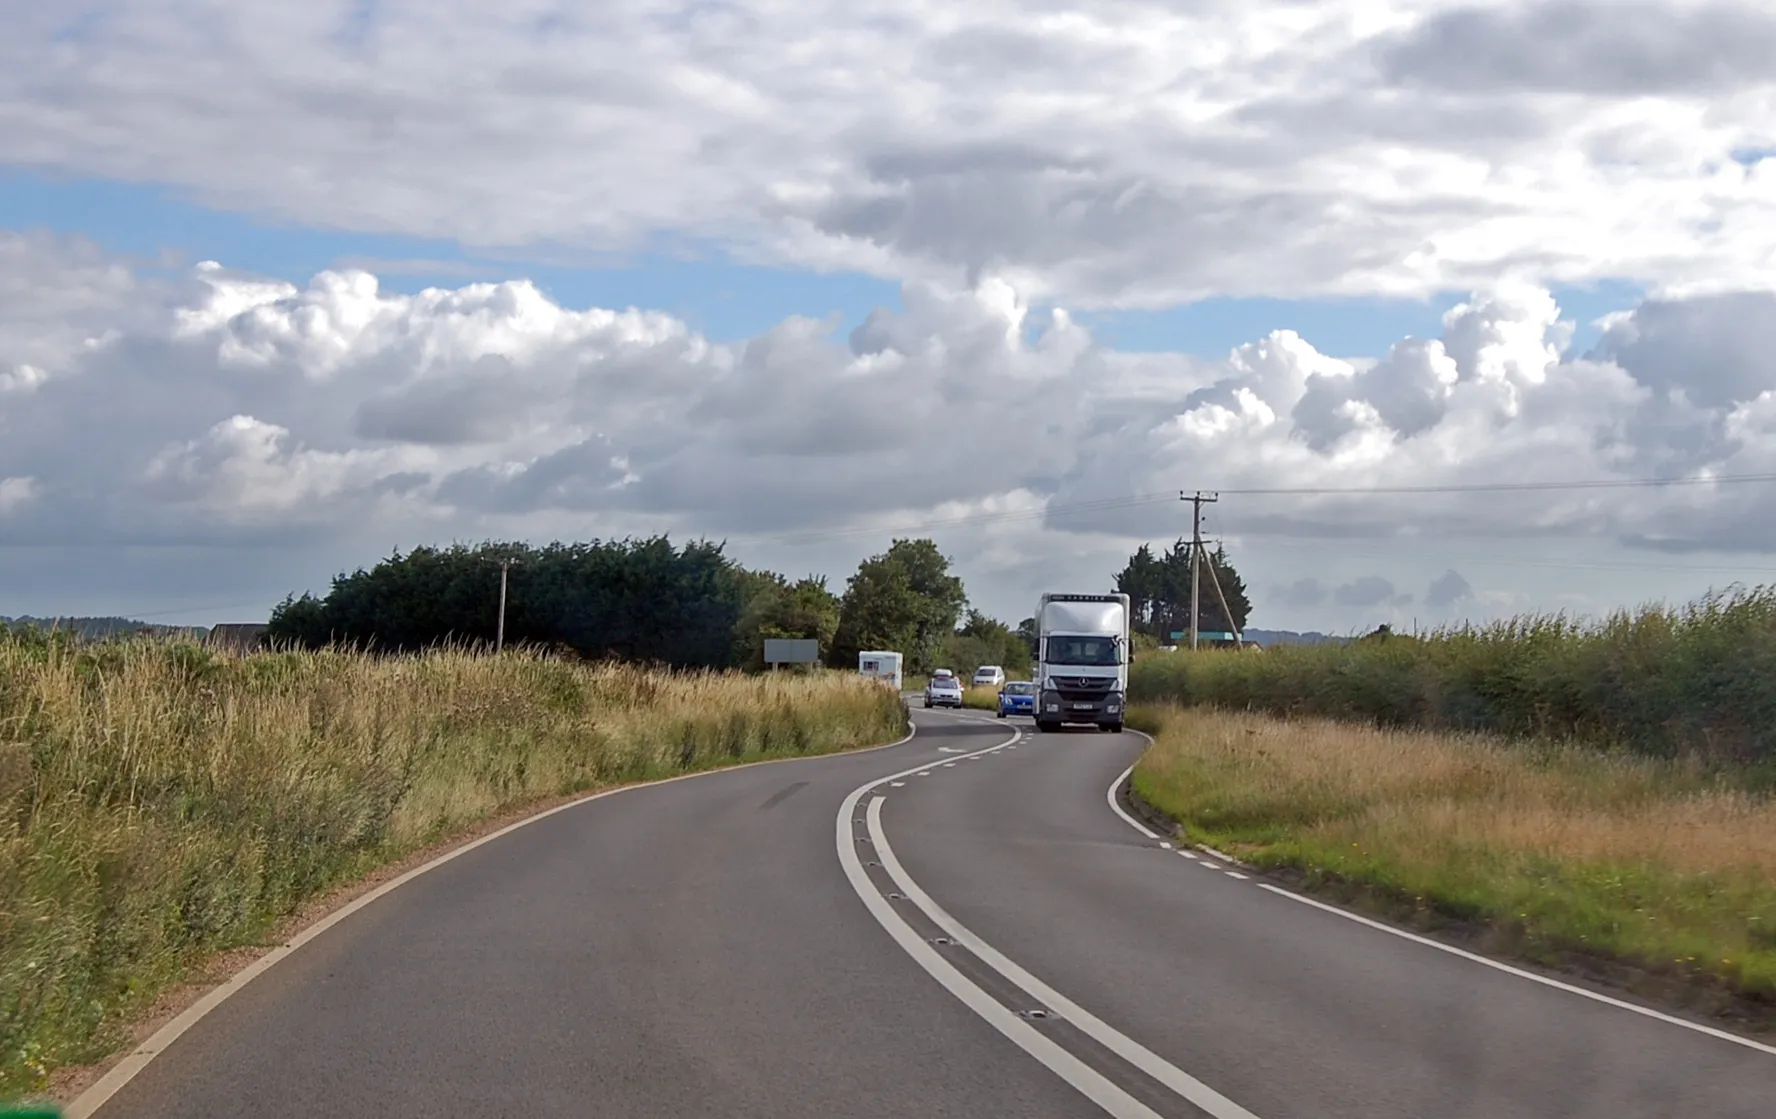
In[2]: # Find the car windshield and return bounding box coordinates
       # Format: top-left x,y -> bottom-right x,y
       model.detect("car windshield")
931,679 -> 960,690
1003,682 -> 1034,695
1044,635 -> 1123,666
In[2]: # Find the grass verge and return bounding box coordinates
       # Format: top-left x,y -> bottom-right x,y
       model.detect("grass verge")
0,637 -> 906,1097
961,685 -> 999,712
1129,704 -> 1776,1030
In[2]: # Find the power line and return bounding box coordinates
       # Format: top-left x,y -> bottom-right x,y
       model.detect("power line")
745,491 -> 1179,547
1212,473 -> 1776,496
736,471 -> 1776,549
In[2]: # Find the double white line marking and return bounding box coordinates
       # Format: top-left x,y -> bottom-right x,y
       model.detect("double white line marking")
836,730 -> 1261,1119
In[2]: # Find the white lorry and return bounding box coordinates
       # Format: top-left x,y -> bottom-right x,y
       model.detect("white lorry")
1033,592 -> 1130,734
857,650 -> 904,692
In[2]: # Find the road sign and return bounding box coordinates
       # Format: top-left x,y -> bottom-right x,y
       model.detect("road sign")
763,638 -> 820,665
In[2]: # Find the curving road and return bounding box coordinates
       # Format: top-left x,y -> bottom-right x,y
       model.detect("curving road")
83,706 -> 1773,1118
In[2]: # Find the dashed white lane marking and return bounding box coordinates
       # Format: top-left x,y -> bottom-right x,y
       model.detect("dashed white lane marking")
1103,731 -> 1776,1060
891,782 -> 906,788
834,732 -> 1175,1119
863,796 -> 1264,1119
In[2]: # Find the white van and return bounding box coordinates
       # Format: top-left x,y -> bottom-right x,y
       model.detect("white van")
971,665 -> 1006,688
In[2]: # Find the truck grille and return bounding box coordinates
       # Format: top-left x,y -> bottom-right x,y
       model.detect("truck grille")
1052,676 -> 1114,697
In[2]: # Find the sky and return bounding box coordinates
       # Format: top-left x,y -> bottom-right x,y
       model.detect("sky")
3,1 -> 1776,635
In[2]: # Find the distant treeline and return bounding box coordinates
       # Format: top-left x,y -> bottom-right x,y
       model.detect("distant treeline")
267,536 -> 1033,675
0,616 -> 206,641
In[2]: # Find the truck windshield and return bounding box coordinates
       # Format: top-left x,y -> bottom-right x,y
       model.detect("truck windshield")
1044,636 -> 1123,666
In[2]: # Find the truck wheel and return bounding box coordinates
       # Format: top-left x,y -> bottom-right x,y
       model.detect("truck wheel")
1104,722 -> 1124,734
1034,719 -> 1055,734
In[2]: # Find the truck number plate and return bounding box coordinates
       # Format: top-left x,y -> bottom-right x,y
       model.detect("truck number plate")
1072,702 -> 1094,710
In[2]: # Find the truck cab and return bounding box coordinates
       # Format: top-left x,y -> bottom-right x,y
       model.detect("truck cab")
1033,593 -> 1130,734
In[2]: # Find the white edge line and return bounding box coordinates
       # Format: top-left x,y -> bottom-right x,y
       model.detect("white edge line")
868,795 -> 1262,1119
69,717 -> 922,1119
1108,725 -> 1776,1059
837,739 -> 1166,1119
1105,764 -> 1161,840
1256,884 -> 1776,1058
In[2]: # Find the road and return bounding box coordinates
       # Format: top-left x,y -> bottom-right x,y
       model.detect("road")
83,706 -> 1773,1118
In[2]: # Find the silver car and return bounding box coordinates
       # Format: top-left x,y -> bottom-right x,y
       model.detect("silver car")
924,675 -> 964,708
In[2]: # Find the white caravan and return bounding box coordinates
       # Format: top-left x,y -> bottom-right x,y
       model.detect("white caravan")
857,650 -> 904,692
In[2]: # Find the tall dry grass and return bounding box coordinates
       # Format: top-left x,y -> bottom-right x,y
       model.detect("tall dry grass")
1132,706 -> 1776,1002
1129,585 -> 1776,767
0,635 -> 905,1095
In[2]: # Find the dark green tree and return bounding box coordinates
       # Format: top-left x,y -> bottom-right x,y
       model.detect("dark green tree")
1113,539 -> 1251,640
1201,544 -> 1252,636
829,538 -> 968,673
941,610 -> 1032,677
266,536 -> 754,668
732,573 -> 841,669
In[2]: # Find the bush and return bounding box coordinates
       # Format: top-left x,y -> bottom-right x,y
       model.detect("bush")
1129,586 -> 1776,765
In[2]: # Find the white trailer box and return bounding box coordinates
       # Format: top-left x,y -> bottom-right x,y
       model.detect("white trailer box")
1034,592 -> 1130,733
857,650 -> 904,692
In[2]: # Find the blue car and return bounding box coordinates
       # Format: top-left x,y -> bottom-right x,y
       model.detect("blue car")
996,681 -> 1036,718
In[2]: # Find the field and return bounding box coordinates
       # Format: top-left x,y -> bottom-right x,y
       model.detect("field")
1131,706 -> 1776,1022
1128,586 -> 1776,770
0,635 -> 906,1096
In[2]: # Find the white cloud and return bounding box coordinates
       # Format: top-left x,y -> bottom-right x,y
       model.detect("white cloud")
4,233 -> 1776,626
3,2 -> 1775,306
0,477 -> 37,515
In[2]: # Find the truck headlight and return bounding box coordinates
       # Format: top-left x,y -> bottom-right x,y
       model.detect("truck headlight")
1045,702 -> 1060,712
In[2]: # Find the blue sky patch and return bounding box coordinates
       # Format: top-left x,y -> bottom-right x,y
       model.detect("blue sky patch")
3,169 -> 1640,360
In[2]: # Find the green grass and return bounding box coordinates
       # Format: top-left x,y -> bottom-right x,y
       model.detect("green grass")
0,636 -> 906,1096
1131,705 -> 1776,1015
1130,585 -> 1776,769
961,685 -> 999,712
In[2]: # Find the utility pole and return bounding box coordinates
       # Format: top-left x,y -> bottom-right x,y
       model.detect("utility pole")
485,556 -> 522,654
1201,542 -> 1243,649
1180,490 -> 1218,650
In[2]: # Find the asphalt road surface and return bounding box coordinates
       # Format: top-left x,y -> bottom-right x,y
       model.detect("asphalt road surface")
87,706 -> 1774,1118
